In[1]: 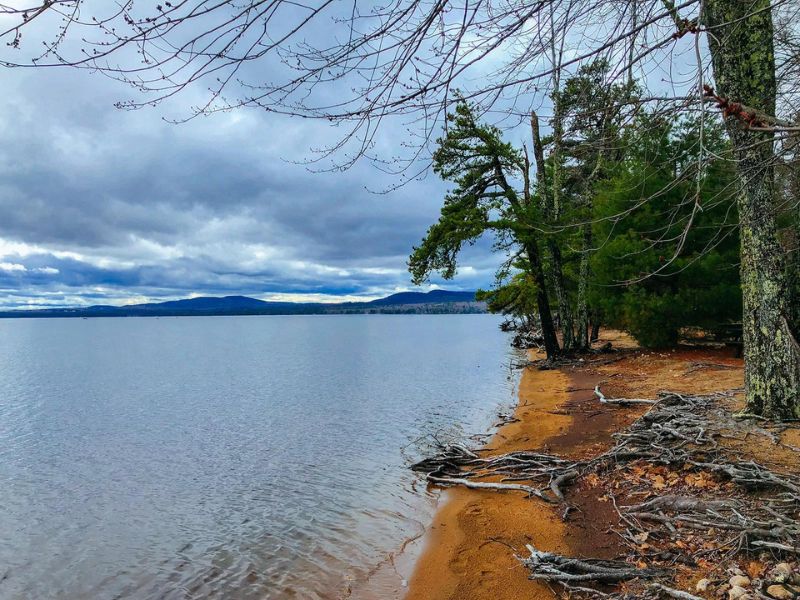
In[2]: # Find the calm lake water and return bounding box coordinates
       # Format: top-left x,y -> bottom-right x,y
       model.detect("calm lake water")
0,315 -> 516,600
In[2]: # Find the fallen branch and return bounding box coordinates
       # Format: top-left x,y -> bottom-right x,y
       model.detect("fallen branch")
426,475 -> 552,501
595,385 -> 657,406
684,361 -> 738,375
521,544 -> 665,583
649,583 -> 704,600
750,541 -> 800,554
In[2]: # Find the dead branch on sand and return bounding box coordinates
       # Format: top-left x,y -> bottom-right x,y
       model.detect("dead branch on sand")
594,385 -> 658,405
411,388 -> 800,597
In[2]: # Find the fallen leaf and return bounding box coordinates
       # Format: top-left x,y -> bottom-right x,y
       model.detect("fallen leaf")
585,473 -> 601,487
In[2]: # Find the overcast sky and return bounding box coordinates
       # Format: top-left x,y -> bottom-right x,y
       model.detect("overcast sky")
0,63 -> 500,309
0,1 -> 706,310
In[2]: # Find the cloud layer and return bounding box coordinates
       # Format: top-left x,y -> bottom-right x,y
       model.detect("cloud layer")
0,67 -> 498,308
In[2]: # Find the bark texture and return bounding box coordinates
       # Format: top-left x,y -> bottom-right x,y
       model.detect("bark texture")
525,240 -> 561,359
531,112 -> 575,352
704,0 -> 800,419
576,222 -> 592,350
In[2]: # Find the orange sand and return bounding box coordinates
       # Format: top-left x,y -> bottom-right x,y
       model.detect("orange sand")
402,361 -> 572,600
401,334 -> 748,600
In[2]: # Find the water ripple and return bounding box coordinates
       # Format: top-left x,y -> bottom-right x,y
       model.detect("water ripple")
0,315 -> 514,600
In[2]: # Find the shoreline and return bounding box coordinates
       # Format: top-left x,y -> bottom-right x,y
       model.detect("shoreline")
349,331 -> 754,600
348,342 -> 630,600
402,357 -> 575,599
399,332 -> 748,600
345,348 -> 530,600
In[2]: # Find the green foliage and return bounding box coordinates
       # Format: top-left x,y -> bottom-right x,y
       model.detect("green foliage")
409,100 -> 534,285
411,89 -> 744,353
590,115 -> 742,347
476,272 -> 539,321
537,60 -> 639,350
409,100 -> 561,355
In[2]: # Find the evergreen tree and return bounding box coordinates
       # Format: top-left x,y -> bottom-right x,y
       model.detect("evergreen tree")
409,101 -> 561,359
550,61 -> 637,349
590,116 -> 741,347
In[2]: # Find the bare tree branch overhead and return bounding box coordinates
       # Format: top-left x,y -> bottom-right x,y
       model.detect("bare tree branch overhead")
0,2 -> 797,153
0,2 -> 716,124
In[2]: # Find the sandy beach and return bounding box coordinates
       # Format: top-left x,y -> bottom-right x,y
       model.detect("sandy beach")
402,362 -> 573,600
398,332 -> 748,600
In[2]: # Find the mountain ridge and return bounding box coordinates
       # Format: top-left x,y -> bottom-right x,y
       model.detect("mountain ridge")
0,290 -> 485,318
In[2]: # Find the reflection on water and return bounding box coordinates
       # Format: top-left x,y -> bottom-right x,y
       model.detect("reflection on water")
0,314 -> 515,599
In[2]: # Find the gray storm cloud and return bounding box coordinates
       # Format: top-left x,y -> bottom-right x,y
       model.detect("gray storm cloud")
0,67 -> 498,308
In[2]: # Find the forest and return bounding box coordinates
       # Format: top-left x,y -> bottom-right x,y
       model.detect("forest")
410,67 -> 749,353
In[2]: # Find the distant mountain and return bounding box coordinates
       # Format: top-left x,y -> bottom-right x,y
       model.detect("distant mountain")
368,290 -> 476,305
127,296 -> 289,311
0,290 -> 486,318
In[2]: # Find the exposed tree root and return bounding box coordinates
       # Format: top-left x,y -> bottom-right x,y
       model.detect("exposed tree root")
412,388 -> 800,598
521,544 -> 665,583
518,546 -> 708,599
411,445 -> 581,503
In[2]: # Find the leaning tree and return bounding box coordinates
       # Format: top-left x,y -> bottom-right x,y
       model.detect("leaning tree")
1,0 -> 798,417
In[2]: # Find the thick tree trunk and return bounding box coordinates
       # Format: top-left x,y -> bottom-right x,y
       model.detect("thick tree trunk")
525,241 -> 561,360
705,0 -> 800,419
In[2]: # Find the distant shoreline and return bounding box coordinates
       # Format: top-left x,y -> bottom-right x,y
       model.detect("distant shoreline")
0,304 -> 487,319
0,290 -> 487,319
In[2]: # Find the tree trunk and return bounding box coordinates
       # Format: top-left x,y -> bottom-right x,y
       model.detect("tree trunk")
576,221 -> 592,350
549,241 -> 575,351
590,313 -> 601,343
789,234 -> 800,334
787,213 -> 800,333
705,0 -> 800,419
531,112 -> 575,352
525,241 -> 561,360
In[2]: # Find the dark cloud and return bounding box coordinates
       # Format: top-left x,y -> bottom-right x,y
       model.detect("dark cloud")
0,67 -> 499,308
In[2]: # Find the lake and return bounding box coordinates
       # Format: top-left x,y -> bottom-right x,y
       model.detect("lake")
0,314 -> 516,600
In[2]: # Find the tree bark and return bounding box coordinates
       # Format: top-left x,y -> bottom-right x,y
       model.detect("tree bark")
704,0 -> 800,419
549,241 -> 574,351
576,222 -> 592,350
590,313 -> 601,343
525,240 -> 561,360
789,238 -> 800,334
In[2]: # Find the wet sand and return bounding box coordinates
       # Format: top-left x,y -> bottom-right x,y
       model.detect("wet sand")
403,358 -> 576,600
